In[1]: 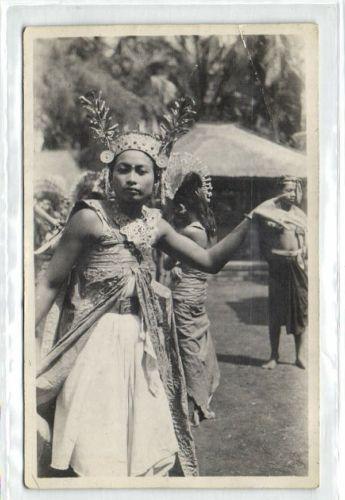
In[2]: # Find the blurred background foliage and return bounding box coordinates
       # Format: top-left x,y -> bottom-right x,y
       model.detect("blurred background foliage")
34,34 -> 305,169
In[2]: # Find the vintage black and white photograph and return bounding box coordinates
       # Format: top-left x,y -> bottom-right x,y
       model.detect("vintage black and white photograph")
23,24 -> 318,488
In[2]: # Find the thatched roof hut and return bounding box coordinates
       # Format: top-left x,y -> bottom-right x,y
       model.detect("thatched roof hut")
175,123 -> 306,178
176,124 -> 307,261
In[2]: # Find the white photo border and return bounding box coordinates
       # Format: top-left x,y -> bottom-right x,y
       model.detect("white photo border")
0,1 -> 341,499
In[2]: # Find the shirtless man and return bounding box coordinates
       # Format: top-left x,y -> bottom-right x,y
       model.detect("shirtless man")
256,176 -> 308,370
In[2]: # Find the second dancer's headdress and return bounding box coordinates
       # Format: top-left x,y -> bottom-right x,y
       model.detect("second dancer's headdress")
163,152 -> 213,204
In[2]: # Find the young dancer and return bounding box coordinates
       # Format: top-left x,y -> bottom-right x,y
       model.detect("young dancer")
163,155 -> 220,426
35,93 -> 270,477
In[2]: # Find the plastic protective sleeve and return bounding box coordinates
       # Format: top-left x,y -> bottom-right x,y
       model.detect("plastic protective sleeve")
0,1 -> 343,499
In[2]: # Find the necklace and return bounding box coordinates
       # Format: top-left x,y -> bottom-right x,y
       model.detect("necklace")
108,198 -> 147,228
106,198 -> 157,262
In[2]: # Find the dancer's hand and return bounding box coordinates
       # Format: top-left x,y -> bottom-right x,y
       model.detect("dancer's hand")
37,413 -> 51,443
245,197 -> 278,219
246,196 -> 290,229
37,413 -> 51,462
171,265 -> 182,283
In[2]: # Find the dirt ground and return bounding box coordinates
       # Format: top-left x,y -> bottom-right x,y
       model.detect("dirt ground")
192,272 -> 308,476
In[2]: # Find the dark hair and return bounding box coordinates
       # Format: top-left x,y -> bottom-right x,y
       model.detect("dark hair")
172,172 -> 216,240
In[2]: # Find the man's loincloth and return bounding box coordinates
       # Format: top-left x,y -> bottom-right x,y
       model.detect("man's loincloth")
268,251 -> 308,335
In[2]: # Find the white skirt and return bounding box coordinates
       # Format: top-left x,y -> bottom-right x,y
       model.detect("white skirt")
51,309 -> 179,477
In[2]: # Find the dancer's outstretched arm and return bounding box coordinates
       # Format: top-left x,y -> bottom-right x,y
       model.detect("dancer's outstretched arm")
157,218 -> 250,274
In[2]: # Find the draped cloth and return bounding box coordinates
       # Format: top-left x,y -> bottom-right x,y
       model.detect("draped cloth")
36,199 -> 198,477
170,223 -> 220,421
268,253 -> 308,336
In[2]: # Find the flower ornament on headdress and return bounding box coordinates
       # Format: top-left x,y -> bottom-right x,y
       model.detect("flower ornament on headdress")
164,152 -> 213,204
79,91 -> 119,160
78,91 -> 197,172
157,98 -> 198,157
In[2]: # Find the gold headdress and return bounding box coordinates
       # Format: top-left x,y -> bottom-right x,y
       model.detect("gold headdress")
163,152 -> 213,203
79,91 -> 197,170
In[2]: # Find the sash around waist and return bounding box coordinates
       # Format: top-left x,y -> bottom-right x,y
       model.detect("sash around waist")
172,276 -> 207,303
271,248 -> 302,257
110,296 -> 140,315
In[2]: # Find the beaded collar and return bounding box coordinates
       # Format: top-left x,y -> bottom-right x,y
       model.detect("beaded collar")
107,198 -> 146,227
105,199 -> 161,260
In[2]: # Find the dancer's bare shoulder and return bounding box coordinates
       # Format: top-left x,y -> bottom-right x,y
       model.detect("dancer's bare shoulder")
178,224 -> 208,248
156,218 -> 207,247
66,207 -> 104,241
